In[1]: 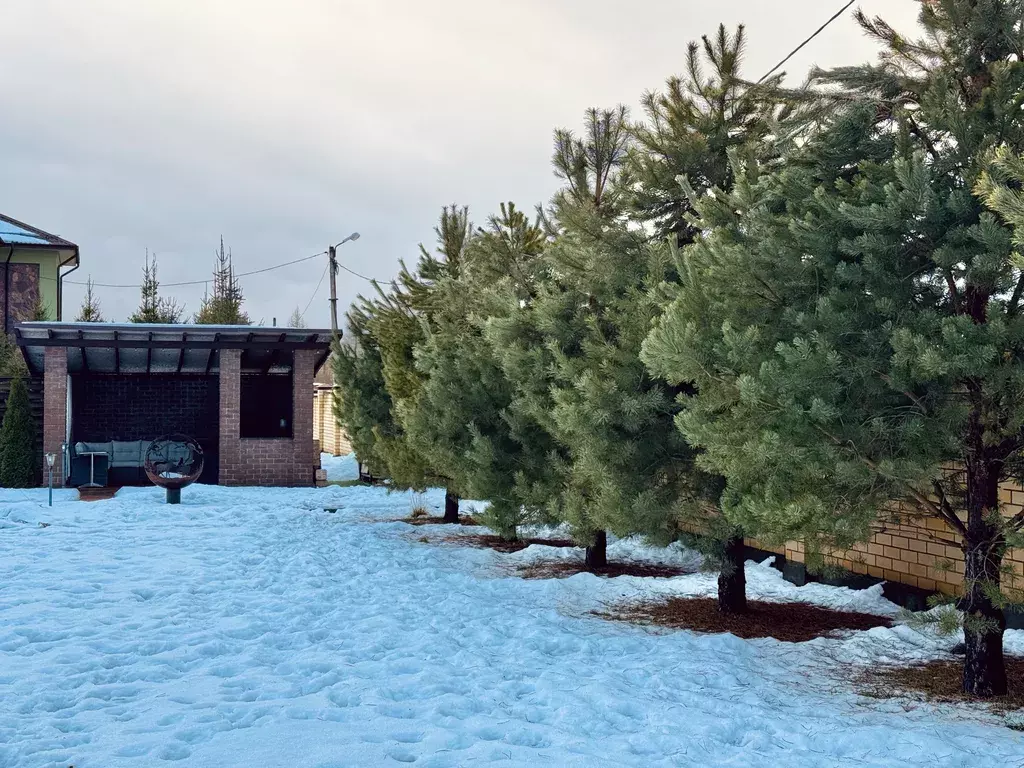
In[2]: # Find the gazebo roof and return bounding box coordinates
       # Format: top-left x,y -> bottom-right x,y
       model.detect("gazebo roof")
14,322 -> 334,376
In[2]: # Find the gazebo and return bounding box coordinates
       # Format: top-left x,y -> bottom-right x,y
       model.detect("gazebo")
15,322 -> 333,488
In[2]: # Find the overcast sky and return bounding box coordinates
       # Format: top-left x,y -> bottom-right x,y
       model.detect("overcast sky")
1,0 -> 922,329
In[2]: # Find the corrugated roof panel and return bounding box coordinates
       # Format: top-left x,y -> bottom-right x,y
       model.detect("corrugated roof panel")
0,233 -> 52,245
0,213 -> 78,249
0,220 -> 38,236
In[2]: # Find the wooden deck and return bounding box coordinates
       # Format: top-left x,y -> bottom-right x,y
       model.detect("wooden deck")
77,486 -> 121,502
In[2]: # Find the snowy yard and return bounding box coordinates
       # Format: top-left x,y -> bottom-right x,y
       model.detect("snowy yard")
1,483 -> 1023,767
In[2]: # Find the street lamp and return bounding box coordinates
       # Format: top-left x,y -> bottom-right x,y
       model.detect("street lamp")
45,453 -> 56,507
328,232 -> 362,340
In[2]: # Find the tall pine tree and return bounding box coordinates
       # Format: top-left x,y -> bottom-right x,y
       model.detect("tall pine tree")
333,297 -> 399,481
630,24 -> 783,244
75,276 -> 104,322
195,238 -> 250,325
129,251 -> 183,323
366,207 -> 474,521
409,203 -> 555,538
645,1 -> 1024,696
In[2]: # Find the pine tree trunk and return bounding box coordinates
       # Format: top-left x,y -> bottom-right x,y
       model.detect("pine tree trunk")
585,530 -> 607,570
961,444 -> 1007,697
718,534 -> 748,615
443,490 -> 460,524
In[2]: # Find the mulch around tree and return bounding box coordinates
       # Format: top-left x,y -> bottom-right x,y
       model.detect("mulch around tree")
428,533 -> 578,553
858,658 -> 1024,714
516,560 -> 694,580
596,597 -> 893,642
392,515 -> 480,527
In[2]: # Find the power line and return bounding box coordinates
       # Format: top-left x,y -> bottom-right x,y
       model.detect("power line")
337,263 -> 387,283
758,0 -> 856,83
301,261 -> 330,319
46,249 -> 330,289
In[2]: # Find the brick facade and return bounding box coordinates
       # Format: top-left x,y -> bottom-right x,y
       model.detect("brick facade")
777,497 -> 1024,597
42,347 -> 67,486
73,375 -> 219,443
219,349 -> 316,487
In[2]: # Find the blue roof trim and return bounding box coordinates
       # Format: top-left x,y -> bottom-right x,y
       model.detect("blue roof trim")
0,213 -> 78,249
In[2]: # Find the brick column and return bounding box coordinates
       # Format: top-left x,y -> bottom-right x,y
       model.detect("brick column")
42,347 -> 68,486
219,349 -> 241,485
293,350 -> 316,486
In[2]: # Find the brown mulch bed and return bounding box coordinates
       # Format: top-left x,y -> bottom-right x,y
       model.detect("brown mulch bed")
517,560 -> 693,580
596,597 -> 893,642
393,515 -> 480,527
858,658 -> 1024,714
431,533 -> 578,553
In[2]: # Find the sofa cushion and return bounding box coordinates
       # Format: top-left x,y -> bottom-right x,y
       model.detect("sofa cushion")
110,440 -> 145,468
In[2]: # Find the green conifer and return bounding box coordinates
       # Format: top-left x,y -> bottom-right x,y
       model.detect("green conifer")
0,375 -> 37,488
644,1 -> 1024,696
195,238 -> 250,325
75,276 -> 104,322
129,251 -> 183,323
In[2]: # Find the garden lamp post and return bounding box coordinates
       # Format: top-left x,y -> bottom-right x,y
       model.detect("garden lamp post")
329,232 -> 361,342
45,453 -> 55,506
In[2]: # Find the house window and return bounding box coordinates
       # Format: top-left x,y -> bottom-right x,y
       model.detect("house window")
240,373 -> 293,438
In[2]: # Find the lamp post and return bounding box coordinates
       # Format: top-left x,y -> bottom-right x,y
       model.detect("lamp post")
328,232 -> 360,342
45,453 -> 55,507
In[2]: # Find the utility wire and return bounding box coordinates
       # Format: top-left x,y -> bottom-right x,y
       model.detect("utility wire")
45,250 -> 329,289
48,6 -> 851,300
758,0 -> 856,83
337,263 -> 387,283
301,262 -> 330,319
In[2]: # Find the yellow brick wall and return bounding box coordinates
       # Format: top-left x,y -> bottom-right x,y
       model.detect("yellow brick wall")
312,387 -> 353,457
773,482 -> 1024,597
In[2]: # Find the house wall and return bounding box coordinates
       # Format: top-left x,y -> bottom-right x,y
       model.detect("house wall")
219,349 -> 317,487
3,248 -> 61,321
776,495 -> 1024,597
312,386 -> 352,456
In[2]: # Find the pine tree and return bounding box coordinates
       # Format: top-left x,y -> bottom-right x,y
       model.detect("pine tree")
194,237 -> 250,325
31,299 -> 48,321
0,375 -> 37,488
644,1 -> 1024,696
288,307 -> 306,328
75,276 -> 104,322
0,333 -> 25,377
630,24 -> 783,244
129,251 -> 183,323
350,207 -> 474,521
332,299 -> 398,480
409,203 -> 555,537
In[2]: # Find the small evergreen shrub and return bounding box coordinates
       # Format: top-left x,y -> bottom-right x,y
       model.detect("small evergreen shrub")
0,375 -> 37,488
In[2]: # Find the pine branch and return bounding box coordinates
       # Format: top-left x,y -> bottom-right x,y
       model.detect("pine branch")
812,424 -> 968,538
1006,272 -> 1024,317
907,115 -> 940,162
1007,507 -> 1024,533
932,480 -> 969,538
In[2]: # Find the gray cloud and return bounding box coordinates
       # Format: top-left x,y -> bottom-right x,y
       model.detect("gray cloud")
1,0 -> 921,327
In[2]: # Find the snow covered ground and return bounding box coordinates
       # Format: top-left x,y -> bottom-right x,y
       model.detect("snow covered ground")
1,484 -> 1023,767
321,452 -> 360,483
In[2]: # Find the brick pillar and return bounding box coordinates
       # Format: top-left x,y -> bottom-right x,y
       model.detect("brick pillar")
293,350 -> 316,486
219,349 -> 241,485
42,347 -> 68,486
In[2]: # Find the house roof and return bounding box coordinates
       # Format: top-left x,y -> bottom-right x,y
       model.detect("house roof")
14,322 -> 334,377
0,213 -> 78,250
